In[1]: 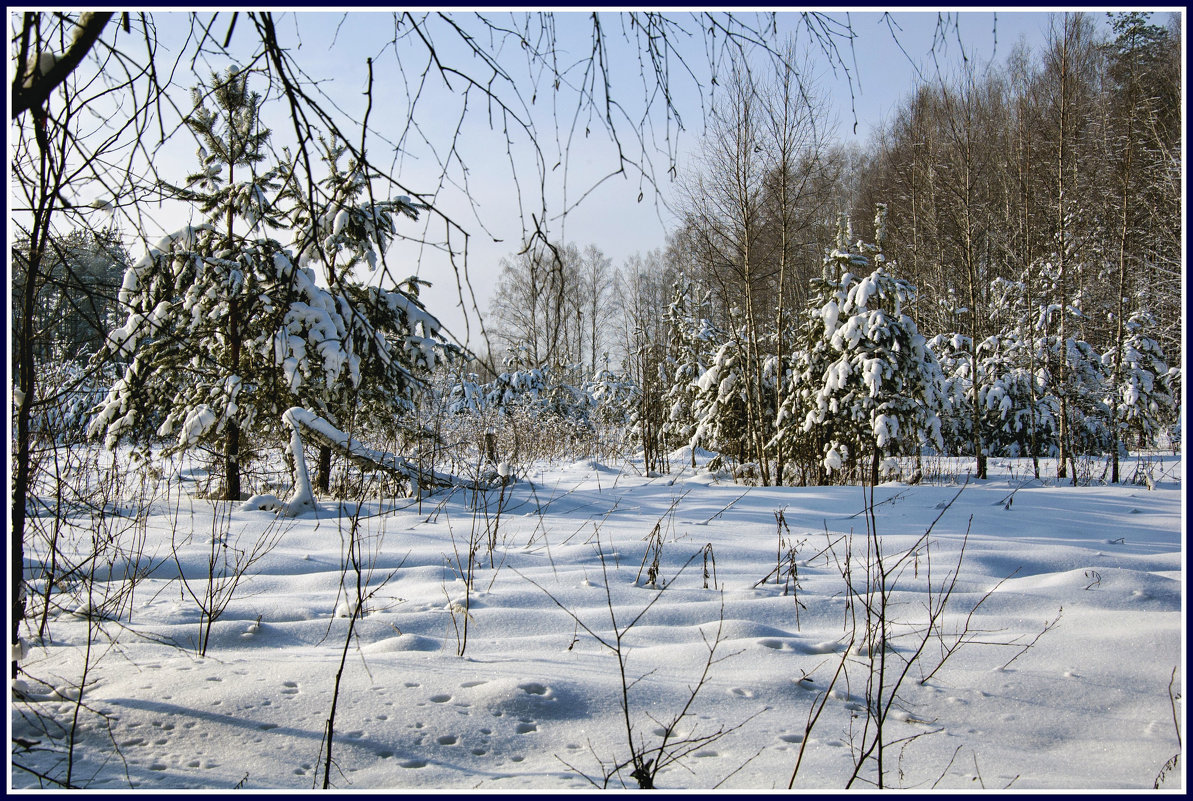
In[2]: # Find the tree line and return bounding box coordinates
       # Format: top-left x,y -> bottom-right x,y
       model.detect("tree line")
482,11 -> 1181,485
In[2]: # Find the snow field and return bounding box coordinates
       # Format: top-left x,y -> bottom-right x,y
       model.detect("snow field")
11,453 -> 1184,790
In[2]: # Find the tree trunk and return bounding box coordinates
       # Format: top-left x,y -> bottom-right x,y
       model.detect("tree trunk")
483,431 -> 498,465
1055,19 -> 1071,483
12,244 -> 38,679
317,444 -> 333,494
12,129 -> 58,677
1110,161 -> 1130,485
223,167 -> 242,501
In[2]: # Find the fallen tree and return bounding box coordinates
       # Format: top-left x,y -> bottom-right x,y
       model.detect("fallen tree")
242,407 -> 490,516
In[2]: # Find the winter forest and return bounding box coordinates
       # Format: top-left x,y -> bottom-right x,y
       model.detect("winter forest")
9,10 -> 1184,792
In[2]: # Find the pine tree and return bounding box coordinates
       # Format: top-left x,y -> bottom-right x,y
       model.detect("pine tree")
933,276 -> 1060,462
587,360 -> 638,434
773,206 -> 942,485
690,338 -> 752,469
286,135 -> 419,287
928,331 -> 974,460
973,332 -> 1054,459
660,279 -> 721,466
172,66 -> 281,499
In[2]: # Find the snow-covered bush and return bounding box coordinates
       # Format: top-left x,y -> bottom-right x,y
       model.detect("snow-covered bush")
446,350 -> 601,465
1104,310 -> 1176,450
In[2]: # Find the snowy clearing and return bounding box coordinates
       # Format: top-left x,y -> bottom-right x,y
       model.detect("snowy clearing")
11,452 -> 1184,791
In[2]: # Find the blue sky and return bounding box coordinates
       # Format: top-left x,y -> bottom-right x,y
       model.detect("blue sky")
106,10 -> 1134,351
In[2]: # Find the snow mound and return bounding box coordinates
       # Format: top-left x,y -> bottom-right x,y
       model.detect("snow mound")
363,634 -> 443,653
667,445 -> 717,464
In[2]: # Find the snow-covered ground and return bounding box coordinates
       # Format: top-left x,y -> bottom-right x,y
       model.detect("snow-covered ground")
11,451 -> 1184,790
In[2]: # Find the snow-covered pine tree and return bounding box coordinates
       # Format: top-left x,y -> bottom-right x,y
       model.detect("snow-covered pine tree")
1064,338 -> 1112,464
660,279 -> 720,466
771,216 -> 868,483
931,276 -> 1060,463
973,332 -> 1055,459
90,67 -> 286,499
282,136 -> 456,491
587,360 -> 638,430
773,206 -> 942,485
87,225 -> 314,500
689,337 -> 751,471
926,331 -> 971,460
1104,309 -> 1175,463
286,134 -> 420,287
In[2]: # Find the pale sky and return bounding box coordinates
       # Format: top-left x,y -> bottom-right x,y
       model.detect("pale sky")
74,9 -> 1138,352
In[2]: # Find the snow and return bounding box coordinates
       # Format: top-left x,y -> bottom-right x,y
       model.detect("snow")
12,451 -> 1184,790
332,208 -> 350,236
177,404 -> 217,446
821,299 -> 839,337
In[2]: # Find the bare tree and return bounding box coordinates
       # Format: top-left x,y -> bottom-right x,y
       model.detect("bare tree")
581,244 -> 617,374
674,47 -> 844,484
678,57 -> 775,480
1040,12 -> 1101,482
488,242 -> 581,369
758,43 -> 841,483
